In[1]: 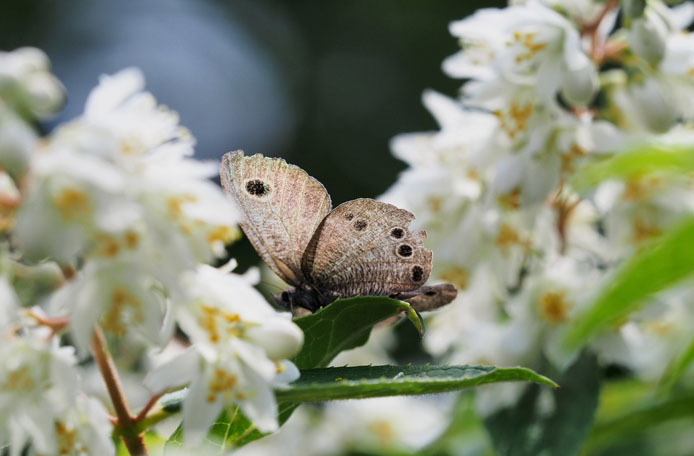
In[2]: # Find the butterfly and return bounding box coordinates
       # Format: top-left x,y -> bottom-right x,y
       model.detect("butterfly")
219,150 -> 457,314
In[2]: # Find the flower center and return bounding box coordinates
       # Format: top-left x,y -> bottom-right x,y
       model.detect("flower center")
53,188 -> 91,220
538,291 -> 570,324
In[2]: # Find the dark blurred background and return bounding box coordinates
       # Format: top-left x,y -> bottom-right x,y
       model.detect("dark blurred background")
1,0 -> 501,268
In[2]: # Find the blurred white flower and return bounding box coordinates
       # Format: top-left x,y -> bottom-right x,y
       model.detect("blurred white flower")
319,396 -> 451,454
144,264 -> 303,444
0,330 -> 79,456
53,395 -> 115,456
593,283 -> 694,381
239,396 -> 451,456
0,275 -> 20,329
627,8 -> 669,65
0,47 -> 64,118
382,0 -> 694,420
446,1 -> 595,102
16,68 -> 239,265
13,69 -> 242,359
0,104 -> 36,179
49,259 -> 171,355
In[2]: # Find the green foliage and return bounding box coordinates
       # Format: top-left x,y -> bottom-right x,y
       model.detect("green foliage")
562,216 -> 694,352
568,143 -> 694,193
586,380 -> 694,455
292,296 -> 424,369
163,296 -> 554,452
164,296 -> 424,451
276,365 -> 556,402
659,336 -> 694,395
484,353 -> 601,456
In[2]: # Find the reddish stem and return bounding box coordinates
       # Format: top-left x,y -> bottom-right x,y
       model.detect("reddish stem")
582,0 -> 620,64
90,326 -> 148,456
135,393 -> 163,422
26,310 -> 69,335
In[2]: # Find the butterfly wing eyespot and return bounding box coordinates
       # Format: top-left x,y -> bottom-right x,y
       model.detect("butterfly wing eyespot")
353,220 -> 367,231
301,198 -> 433,297
390,228 -> 405,239
411,265 -> 424,283
397,244 -> 413,258
244,179 -> 270,197
220,150 -> 332,286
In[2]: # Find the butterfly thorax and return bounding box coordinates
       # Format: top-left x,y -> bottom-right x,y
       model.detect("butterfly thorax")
275,284 -> 338,313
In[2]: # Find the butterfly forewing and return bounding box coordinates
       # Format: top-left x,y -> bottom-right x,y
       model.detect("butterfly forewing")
302,198 -> 432,297
220,151 -> 332,285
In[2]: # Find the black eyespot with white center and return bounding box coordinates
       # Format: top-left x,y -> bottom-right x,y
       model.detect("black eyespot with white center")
354,220 -> 367,231
397,244 -> 413,258
411,265 -> 424,282
390,228 -> 404,239
245,179 -> 269,197
345,213 -> 354,221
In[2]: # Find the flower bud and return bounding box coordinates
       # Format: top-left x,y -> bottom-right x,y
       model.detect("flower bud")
628,77 -> 678,133
0,106 -> 36,177
621,0 -> 646,21
627,11 -> 668,65
560,57 -> 598,106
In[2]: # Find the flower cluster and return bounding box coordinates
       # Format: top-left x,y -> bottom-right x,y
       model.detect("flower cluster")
0,48 -> 303,454
382,0 -> 694,413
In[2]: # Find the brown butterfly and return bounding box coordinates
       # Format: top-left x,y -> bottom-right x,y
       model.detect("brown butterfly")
219,150 -> 457,313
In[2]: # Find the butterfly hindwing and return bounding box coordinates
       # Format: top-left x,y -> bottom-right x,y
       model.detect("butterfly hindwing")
302,198 -> 432,297
220,151 -> 332,285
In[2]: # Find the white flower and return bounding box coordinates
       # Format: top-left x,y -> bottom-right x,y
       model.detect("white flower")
0,47 -> 64,118
0,103 -> 37,178
13,68 -> 241,358
0,276 -> 20,329
612,76 -> 679,134
592,283 -> 694,382
16,68 -> 240,265
49,259 -> 171,355
446,1 -> 595,103
592,168 -> 694,256
0,330 -> 79,456
53,395 -> 115,456
144,264 -> 303,444
317,396 -> 451,454
381,91 -> 493,245
627,8 -> 669,65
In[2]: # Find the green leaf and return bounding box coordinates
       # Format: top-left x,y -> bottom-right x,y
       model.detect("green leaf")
163,296 -> 422,451
658,335 -> 694,395
160,365 -> 554,452
569,143 -> 694,192
163,408 -> 264,454
276,365 -> 556,402
292,295 -> 424,369
562,216 -> 694,352
484,353 -> 601,456
586,385 -> 694,455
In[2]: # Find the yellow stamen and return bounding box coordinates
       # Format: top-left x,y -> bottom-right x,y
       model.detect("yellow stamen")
538,291 -> 570,324
3,366 -> 34,391
494,223 -> 531,252
53,188 -> 91,220
440,266 -> 469,291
